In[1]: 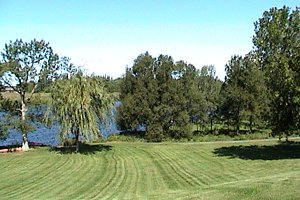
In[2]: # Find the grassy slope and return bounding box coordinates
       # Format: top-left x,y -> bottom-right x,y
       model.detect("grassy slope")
0,140 -> 299,200
1,92 -> 50,104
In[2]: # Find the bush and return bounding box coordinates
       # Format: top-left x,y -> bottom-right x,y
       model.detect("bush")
145,124 -> 164,142
62,138 -> 76,147
106,134 -> 144,142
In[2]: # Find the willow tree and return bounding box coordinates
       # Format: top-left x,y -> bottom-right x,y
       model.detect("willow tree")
47,73 -> 114,152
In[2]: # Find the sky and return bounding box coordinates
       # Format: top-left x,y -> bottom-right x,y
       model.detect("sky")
0,0 -> 299,79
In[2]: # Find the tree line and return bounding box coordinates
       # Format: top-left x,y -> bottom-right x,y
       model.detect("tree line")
117,6 -> 300,141
0,6 -> 299,149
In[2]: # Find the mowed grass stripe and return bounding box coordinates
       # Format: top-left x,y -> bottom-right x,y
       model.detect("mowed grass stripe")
168,145 -> 223,186
27,154 -> 85,199
156,147 -> 204,187
178,147 -> 228,185
100,148 -> 129,200
62,155 -> 110,199
144,147 -> 182,190
78,150 -> 117,199
0,153 -> 51,193
115,146 -> 143,199
41,155 -> 92,199
0,157 -> 44,196
152,149 -> 197,189
29,154 -> 78,194
100,147 -> 129,199
75,154 -> 111,199
0,140 -> 299,199
1,151 -> 69,198
171,148 -> 219,186
105,146 -> 141,199
91,148 -> 127,199
160,145 -> 224,187
135,146 -> 169,195
191,144 -> 245,184
187,144 -> 265,185
1,152 -> 44,181
9,153 -> 74,199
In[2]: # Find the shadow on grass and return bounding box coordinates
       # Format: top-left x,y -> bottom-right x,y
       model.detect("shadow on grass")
50,143 -> 112,155
213,141 -> 300,160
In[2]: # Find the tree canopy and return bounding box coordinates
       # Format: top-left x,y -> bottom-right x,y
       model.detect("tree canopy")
0,39 -> 62,150
118,52 -> 213,141
253,6 -> 300,138
221,53 -> 268,134
46,72 -> 115,152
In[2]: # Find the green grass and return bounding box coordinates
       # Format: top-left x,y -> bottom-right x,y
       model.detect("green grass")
0,140 -> 300,199
1,92 -> 50,104
192,130 -> 273,142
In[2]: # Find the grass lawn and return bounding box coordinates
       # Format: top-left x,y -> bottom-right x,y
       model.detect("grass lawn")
0,140 -> 299,199
1,92 -> 50,103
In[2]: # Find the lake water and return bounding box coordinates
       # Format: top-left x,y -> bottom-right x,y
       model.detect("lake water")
0,104 -> 121,147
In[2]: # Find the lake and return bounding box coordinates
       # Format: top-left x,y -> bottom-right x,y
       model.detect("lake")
0,104 -> 121,147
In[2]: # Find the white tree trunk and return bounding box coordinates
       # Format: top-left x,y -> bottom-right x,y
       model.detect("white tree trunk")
21,99 -> 29,151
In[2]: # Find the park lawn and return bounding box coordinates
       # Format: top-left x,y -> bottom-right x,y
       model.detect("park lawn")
1,91 -> 50,104
0,140 -> 299,199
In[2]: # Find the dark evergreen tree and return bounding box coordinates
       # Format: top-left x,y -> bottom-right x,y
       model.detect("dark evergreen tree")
117,52 -> 199,141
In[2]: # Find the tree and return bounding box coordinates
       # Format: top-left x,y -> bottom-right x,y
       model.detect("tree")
197,65 -> 222,132
0,95 -> 10,140
221,54 -> 268,134
253,6 -> 300,139
222,55 -> 248,134
0,39 -> 60,151
118,52 -> 198,141
242,52 -> 269,132
117,52 -> 157,134
46,72 -> 114,152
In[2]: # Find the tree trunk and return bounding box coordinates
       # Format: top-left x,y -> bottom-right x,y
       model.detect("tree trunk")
236,115 -> 240,135
227,119 -> 230,134
210,118 -> 213,133
75,128 -> 80,153
249,115 -> 253,133
21,97 -> 29,151
236,106 -> 240,135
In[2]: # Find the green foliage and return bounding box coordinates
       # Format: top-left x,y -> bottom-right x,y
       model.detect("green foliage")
13,119 -> 35,135
193,129 -> 272,142
145,123 -> 165,142
196,65 -> 222,130
118,52 -> 203,141
96,75 -> 122,94
0,115 -> 10,139
0,39 -> 62,150
0,39 -> 60,92
106,134 -> 145,142
253,6 -> 300,136
46,72 -> 115,152
221,54 -> 268,134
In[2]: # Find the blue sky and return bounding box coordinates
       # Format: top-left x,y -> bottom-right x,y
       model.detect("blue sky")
0,0 -> 298,79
